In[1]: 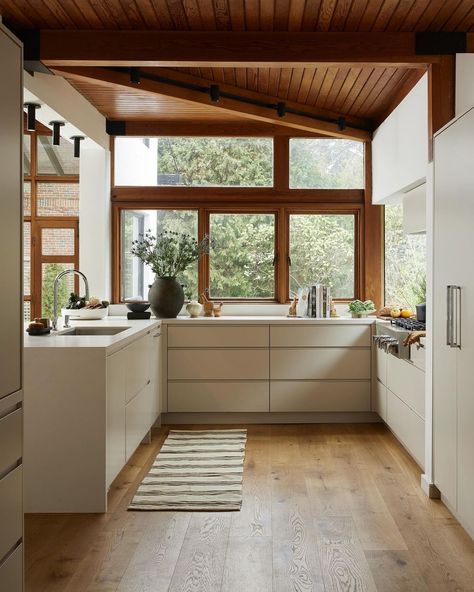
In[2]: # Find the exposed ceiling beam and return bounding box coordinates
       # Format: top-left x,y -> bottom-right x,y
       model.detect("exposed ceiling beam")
31,31 -> 444,68
54,66 -> 372,141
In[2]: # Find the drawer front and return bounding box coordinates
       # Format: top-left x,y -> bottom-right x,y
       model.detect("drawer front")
387,354 -> 425,418
270,381 -> 370,412
410,345 -> 426,371
373,379 -> 387,421
387,390 -> 425,468
270,325 -> 370,348
169,349 -> 269,380
374,346 -> 387,384
0,466 -> 22,561
168,325 -> 268,348
168,381 -> 269,412
270,349 -> 370,380
0,544 -> 23,592
125,385 -> 158,461
125,333 -> 152,403
0,408 -> 22,476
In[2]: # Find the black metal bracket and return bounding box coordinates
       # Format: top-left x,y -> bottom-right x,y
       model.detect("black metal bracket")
106,120 -> 126,136
415,32 -> 467,55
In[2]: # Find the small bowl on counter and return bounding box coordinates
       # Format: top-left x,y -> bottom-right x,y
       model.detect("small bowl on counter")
125,302 -> 150,313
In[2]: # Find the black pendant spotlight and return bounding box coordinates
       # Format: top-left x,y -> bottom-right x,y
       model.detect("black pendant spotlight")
70,135 -> 85,158
209,84 -> 220,103
130,67 -> 141,85
24,103 -> 41,131
49,121 -> 65,146
276,102 -> 286,118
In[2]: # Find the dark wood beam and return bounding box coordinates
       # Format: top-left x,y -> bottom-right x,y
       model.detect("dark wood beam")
38,31 -> 440,68
428,55 -> 455,160
54,66 -> 371,141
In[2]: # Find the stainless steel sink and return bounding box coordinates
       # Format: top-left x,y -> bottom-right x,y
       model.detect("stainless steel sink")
57,327 -> 128,336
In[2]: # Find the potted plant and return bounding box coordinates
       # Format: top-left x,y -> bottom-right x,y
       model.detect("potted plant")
348,299 -> 375,318
131,230 -> 212,318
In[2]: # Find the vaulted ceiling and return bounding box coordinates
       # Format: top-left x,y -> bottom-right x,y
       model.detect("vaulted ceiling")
1,0 -> 470,135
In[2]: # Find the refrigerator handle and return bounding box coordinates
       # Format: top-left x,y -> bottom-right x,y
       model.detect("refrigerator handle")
455,286 -> 462,349
447,285 -> 453,347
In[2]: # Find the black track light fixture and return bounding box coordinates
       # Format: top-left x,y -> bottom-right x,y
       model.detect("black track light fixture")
24,102 -> 41,131
49,121 -> 65,146
130,67 -> 141,85
338,117 -> 347,131
70,135 -> 85,158
277,102 -> 286,118
209,84 -> 220,103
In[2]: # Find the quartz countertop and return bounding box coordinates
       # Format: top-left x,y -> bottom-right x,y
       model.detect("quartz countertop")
160,315 -> 376,324
24,317 -> 161,354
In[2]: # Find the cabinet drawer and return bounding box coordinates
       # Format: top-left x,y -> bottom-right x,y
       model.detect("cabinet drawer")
271,325 -> 370,348
270,381 -> 370,412
387,354 -> 425,418
374,346 -> 387,384
169,349 -> 269,380
410,344 -> 426,371
373,379 -> 387,421
168,325 -> 268,348
168,381 -> 269,412
387,390 -> 425,468
270,349 -> 370,380
0,466 -> 22,562
125,384 -> 158,461
125,333 -> 152,403
0,544 -> 23,592
0,408 -> 22,476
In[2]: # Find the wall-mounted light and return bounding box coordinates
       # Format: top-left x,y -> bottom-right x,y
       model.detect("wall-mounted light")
276,102 -> 286,118
24,102 -> 41,131
49,121 -> 65,146
70,135 -> 85,158
130,67 -> 141,85
209,84 -> 220,103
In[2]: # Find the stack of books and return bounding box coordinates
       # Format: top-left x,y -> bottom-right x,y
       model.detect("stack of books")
307,284 -> 332,318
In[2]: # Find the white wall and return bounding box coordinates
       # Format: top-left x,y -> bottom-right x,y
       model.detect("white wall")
455,54 -> 474,117
114,138 -> 158,185
372,75 -> 428,204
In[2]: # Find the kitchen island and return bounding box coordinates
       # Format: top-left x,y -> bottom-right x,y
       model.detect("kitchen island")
24,317 -> 162,513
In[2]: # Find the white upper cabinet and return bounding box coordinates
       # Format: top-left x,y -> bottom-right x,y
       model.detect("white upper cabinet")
372,74 -> 428,204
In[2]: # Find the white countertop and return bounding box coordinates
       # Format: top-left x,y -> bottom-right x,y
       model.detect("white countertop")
24,317 -> 161,354
161,315 -> 376,325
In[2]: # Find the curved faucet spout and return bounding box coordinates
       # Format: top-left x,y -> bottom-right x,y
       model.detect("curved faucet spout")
52,269 -> 90,331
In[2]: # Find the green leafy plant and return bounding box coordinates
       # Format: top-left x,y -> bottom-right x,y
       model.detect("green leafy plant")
131,230 -> 212,278
348,299 -> 375,314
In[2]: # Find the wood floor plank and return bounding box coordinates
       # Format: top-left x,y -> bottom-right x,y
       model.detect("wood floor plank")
221,535 -> 273,592
366,550 -> 430,592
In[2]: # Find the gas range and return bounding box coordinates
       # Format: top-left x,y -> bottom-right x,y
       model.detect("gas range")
374,317 -> 426,359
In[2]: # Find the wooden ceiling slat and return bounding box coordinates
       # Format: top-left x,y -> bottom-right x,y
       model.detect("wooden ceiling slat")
192,0 -> 215,27
246,67 -> 259,91
235,68 -> 248,87
338,67 -> 373,113
214,0 -> 232,29
408,0 -> 450,31
383,0 -> 416,32
181,0 -> 204,29
276,67 -> 293,98
347,67 -> 385,114
455,5 -> 474,31
274,0 -> 291,30
288,0 -> 306,31
301,0 -> 323,31
371,0 -> 401,32
165,0 -> 190,28
257,67 -> 270,94
305,67 -> 328,105
426,0 -> 466,32
356,67 -> 403,115
287,67 -> 305,102
443,0 -> 474,31
331,66 -> 362,111
244,0 -> 260,29
200,67 -> 216,79
43,1 -> 90,29
316,0 -> 338,31
356,0 -> 384,31
211,67 -> 226,82
296,68 -> 317,103
371,68 -> 423,122
267,68 -> 281,95
329,0 -> 353,31
223,67 -> 237,85
314,67 -> 338,106
0,0 -> 36,28
118,0 -> 149,28
228,0 -> 246,30
344,0 -> 368,30
259,0 -> 275,30
97,0 -> 132,28
322,66 -> 349,109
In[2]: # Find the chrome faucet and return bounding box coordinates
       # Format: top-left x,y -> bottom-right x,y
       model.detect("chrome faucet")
52,269 -> 90,331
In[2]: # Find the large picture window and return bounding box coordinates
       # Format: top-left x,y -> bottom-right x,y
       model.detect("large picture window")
114,137 -> 273,187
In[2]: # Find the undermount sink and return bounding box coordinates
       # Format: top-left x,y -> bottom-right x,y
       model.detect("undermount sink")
57,327 -> 129,336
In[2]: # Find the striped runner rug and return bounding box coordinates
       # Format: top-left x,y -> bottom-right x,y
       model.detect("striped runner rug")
128,429 -> 247,511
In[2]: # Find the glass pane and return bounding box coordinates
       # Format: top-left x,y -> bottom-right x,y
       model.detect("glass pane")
41,262 -> 75,319
289,139 -> 364,189
24,301 -> 31,323
42,228 -> 75,256
24,181 -> 31,216
385,204 -> 426,310
24,222 -> 31,295
289,214 -> 355,298
121,209 -> 199,301
37,135 -> 79,176
24,134 -> 31,176
114,137 -> 273,187
37,182 -> 79,217
209,213 -> 275,298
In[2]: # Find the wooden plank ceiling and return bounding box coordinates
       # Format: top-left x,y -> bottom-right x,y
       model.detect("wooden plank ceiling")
2,0 -> 469,130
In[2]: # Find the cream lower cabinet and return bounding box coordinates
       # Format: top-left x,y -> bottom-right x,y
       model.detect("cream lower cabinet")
373,341 -> 425,468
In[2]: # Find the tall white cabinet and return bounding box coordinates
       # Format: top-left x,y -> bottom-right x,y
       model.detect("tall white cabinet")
0,23 -> 24,591
433,106 -> 474,538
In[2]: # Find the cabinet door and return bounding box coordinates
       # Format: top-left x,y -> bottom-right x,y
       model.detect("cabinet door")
0,544 -> 23,592
125,384 -> 155,460
106,350 -> 126,488
125,333 -> 152,403
0,466 -> 22,561
151,330 -> 162,417
270,349 -> 370,380
0,27 -> 22,399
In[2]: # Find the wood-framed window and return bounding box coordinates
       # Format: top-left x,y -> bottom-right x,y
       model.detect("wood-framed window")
111,135 -> 382,307
23,122 -> 80,321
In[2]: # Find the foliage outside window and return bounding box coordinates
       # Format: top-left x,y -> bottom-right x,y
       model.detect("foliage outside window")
289,139 -> 364,189
209,213 -> 275,299
289,214 -> 356,298
385,204 -> 426,309
114,137 -> 273,187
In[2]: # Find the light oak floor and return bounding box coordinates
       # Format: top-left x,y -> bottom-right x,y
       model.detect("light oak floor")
25,424 -> 474,592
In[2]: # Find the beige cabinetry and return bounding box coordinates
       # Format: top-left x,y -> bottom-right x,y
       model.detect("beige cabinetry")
0,23 -> 23,591
373,336 -> 425,468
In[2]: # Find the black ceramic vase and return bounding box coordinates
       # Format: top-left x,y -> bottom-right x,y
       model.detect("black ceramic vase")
148,276 -> 184,318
